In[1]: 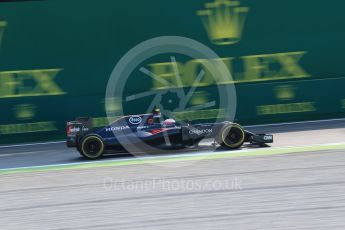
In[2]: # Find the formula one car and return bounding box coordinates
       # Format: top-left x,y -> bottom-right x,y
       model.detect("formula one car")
66,109 -> 273,159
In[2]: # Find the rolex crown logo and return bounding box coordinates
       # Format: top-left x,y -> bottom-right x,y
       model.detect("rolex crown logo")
198,0 -> 249,45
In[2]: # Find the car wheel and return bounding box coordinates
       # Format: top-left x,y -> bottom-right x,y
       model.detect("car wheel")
79,135 -> 105,159
217,124 -> 245,149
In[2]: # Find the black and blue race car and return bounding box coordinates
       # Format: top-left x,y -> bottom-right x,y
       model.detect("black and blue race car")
66,109 -> 273,159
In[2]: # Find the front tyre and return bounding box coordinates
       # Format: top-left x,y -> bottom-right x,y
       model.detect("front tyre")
217,124 -> 245,149
79,135 -> 105,159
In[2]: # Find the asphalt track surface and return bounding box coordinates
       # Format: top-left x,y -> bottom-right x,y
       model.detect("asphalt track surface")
0,119 -> 345,229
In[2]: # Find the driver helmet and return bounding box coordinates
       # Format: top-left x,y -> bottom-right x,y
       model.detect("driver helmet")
163,119 -> 176,127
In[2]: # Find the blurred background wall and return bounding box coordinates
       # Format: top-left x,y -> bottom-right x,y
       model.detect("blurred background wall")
0,0 -> 344,144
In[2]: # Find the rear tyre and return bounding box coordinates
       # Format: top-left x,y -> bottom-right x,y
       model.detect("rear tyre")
216,124 -> 245,149
79,135 -> 105,159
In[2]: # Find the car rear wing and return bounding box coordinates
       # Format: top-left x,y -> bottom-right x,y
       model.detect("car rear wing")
66,117 -> 93,136
66,117 -> 93,147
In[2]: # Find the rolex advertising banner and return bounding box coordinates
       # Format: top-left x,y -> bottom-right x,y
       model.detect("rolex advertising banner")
0,0 -> 344,144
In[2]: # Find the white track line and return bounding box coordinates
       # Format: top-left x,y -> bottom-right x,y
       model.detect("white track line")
0,141 -> 65,149
0,150 -> 58,158
244,118 -> 345,128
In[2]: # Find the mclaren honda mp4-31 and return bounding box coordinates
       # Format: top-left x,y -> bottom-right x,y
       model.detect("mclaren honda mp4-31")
66,110 -> 273,159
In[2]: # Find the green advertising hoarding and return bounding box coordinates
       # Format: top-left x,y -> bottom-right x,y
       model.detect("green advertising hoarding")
0,0 -> 344,144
